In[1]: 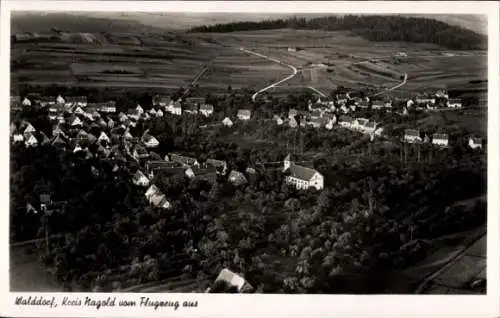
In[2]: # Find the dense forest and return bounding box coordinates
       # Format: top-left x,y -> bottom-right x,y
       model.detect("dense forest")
189,15 -> 487,50
10,90 -> 487,293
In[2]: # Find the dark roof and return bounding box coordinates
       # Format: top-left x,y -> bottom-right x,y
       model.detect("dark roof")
237,109 -> 252,116
200,104 -> 214,111
206,159 -> 227,168
287,163 -> 319,181
147,160 -> 183,172
339,116 -> 354,122
405,129 -> 420,137
185,97 -> 206,105
170,153 -> 198,166
153,96 -> 171,104
65,96 -> 87,102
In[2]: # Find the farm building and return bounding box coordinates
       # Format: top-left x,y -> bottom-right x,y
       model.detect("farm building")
287,47 -> 297,52
146,160 -> 184,178
372,100 -> 385,109
169,153 -> 200,168
469,137 -> 483,150
200,104 -> 214,117
283,154 -> 324,191
228,170 -> 248,186
222,117 -> 233,127
432,133 -> 449,147
404,129 -> 422,143
237,109 -> 252,121
396,52 -> 407,57
416,96 -> 436,105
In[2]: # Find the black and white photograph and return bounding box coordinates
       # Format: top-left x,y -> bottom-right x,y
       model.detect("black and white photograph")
3,1 -> 500,317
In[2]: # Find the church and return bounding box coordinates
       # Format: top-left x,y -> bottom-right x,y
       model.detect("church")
283,154 -> 324,191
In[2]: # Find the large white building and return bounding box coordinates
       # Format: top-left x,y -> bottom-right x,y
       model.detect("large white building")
283,155 -> 324,191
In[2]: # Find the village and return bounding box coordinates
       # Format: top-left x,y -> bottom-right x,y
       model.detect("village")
9,84 -> 485,293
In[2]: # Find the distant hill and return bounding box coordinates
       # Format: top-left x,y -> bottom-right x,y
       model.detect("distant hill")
189,15 -> 487,50
10,12 -> 166,34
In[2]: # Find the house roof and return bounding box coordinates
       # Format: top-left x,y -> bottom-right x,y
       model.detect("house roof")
372,100 -> 385,106
237,109 -> 252,116
405,129 -> 420,137
206,158 -> 227,168
145,184 -> 161,198
153,96 -> 171,104
146,160 -> 184,171
150,193 -> 168,207
356,118 -> 369,126
200,104 -> 214,111
311,110 -> 322,117
229,170 -> 247,183
185,97 -> 206,105
433,133 -> 449,140
133,170 -> 148,181
287,163 -> 319,181
215,268 -> 248,292
65,96 -> 87,102
339,116 -> 354,123
170,153 -> 198,166
191,166 -> 218,176
471,137 -> 482,144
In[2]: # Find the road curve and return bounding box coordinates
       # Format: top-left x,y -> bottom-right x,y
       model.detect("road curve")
370,72 -> 408,97
239,48 -> 298,102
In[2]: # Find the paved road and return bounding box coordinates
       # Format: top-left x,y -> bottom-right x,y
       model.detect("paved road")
238,48 -> 299,102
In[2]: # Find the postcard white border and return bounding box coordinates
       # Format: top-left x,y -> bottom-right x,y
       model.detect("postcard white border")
1,1 -> 499,318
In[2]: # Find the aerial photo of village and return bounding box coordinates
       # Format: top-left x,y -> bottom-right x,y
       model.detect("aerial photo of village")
9,11 -> 487,294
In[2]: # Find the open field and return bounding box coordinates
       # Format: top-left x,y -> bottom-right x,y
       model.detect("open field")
11,26 -> 487,96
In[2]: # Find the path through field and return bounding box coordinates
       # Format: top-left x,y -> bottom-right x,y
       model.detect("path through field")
238,47 -> 299,102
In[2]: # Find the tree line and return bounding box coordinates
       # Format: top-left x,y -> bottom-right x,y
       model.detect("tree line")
189,15 -> 486,50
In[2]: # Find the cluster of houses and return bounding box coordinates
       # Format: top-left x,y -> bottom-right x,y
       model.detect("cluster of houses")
408,89 -> 463,109
403,129 -> 483,149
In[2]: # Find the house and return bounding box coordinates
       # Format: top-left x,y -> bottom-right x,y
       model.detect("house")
69,116 -> 84,127
353,118 -> 369,131
56,95 -> 65,105
371,100 -> 385,109
228,170 -> 247,186
184,103 -> 199,115
152,96 -> 171,107
340,105 -> 350,113
124,130 -> 134,140
208,268 -> 253,293
74,106 -> 86,116
167,101 -> 182,116
136,105 -> 144,115
288,47 -> 297,52
119,112 -> 128,123
432,133 -> 449,147
185,167 -> 218,185
23,123 -> 36,135
98,132 -> 111,144
51,134 -> 67,147
205,159 -> 228,175
12,134 -> 24,143
469,137 -> 482,150
283,155 -> 324,190
146,160 -> 184,178
325,121 -> 334,130
127,109 -> 140,121
156,109 -> 164,117
10,96 -> 21,109
407,99 -> 415,108
447,98 -> 462,108
237,109 -> 252,121
416,96 -> 436,105
363,122 -> 377,134
24,133 -> 38,148
98,101 -> 117,113
200,104 -> 214,117
310,110 -> 322,120
289,117 -> 298,128
40,133 -> 50,146
132,170 -> 150,187
132,145 -> 149,160
308,118 -> 322,129
36,96 -> 56,107
149,193 -> 171,209
338,116 -> 354,128
404,129 -> 422,143
73,144 -> 83,153
143,135 -> 160,148
396,52 -> 407,57
145,184 -> 162,201
169,153 -> 200,168
222,117 -> 233,127
289,109 -> 298,119
22,97 -> 32,107
64,96 -> 87,107
273,115 -> 284,126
